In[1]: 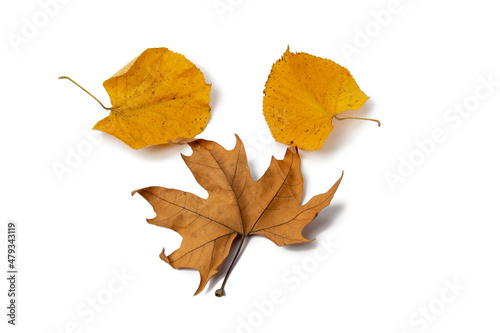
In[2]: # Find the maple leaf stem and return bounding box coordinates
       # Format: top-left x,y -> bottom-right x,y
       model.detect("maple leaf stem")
334,115 -> 381,127
215,236 -> 246,297
58,76 -> 113,111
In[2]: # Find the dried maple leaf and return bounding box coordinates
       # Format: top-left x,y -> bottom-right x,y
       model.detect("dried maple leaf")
263,47 -> 379,151
60,47 -> 211,149
132,135 -> 343,296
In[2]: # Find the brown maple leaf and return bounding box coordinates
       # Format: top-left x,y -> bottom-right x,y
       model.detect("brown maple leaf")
132,136 -> 343,296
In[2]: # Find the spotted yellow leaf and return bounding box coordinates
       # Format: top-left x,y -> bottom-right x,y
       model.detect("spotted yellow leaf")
263,47 -> 370,150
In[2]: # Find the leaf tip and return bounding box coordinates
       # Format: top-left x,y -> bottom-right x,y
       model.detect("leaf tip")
159,248 -> 170,264
233,133 -> 245,150
287,145 -> 298,155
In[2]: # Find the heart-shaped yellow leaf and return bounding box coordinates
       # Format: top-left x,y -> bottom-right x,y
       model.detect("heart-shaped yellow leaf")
93,47 -> 211,149
263,47 -> 369,150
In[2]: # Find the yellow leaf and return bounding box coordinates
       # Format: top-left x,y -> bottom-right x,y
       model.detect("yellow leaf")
263,47 -> 369,150
93,47 -> 211,149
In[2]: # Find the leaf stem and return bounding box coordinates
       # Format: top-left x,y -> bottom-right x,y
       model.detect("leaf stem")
58,76 -> 113,110
215,236 -> 246,297
334,115 -> 381,127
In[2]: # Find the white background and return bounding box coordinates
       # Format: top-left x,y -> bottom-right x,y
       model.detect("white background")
1,0 -> 500,332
